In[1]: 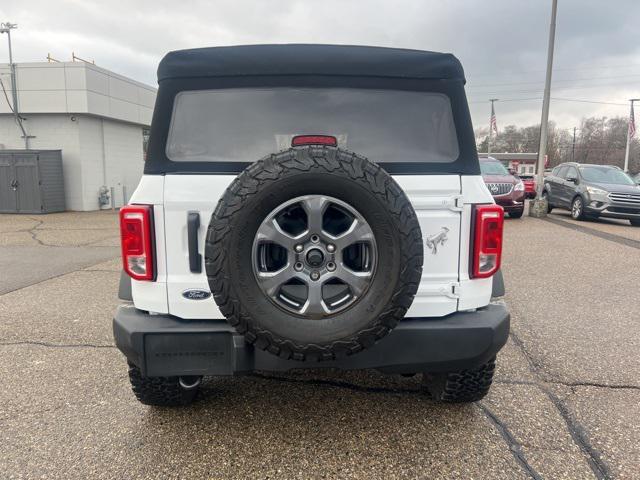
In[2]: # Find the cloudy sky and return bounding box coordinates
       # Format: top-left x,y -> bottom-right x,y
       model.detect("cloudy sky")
1,0 -> 639,132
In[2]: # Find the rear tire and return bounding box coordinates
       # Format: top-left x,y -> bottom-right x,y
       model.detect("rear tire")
128,363 -> 199,406
542,191 -> 553,213
630,219 -> 640,227
423,358 -> 496,403
508,209 -> 523,219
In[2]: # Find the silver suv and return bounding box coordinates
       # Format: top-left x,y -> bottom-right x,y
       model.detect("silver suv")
543,163 -> 640,226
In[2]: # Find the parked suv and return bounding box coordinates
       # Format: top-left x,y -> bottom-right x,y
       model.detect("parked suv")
479,157 -> 526,218
542,162 -> 640,225
114,45 -> 509,407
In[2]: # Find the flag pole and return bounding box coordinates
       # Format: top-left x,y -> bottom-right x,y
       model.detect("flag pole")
488,98 -> 498,156
623,99 -> 638,173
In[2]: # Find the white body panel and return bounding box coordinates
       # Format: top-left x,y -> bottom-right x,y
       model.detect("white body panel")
162,175 -> 231,319
128,175 -> 169,314
127,173 -> 495,318
458,175 -> 496,310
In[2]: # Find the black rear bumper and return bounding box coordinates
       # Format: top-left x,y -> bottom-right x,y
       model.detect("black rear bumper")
113,304 -> 510,376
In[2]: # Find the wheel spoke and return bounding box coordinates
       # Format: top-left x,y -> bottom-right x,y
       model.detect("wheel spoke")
301,196 -> 328,233
331,265 -> 371,297
331,219 -> 375,250
300,281 -> 329,317
255,218 -> 298,249
252,194 -> 378,317
255,264 -> 297,296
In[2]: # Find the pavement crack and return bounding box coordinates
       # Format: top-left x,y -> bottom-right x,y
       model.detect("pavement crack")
476,403 -> 543,480
0,340 -> 115,349
508,329 -> 614,479
494,379 -> 539,386
13,217 -> 117,248
509,331 -> 547,376
541,388 -> 612,480
556,381 -> 640,391
23,218 -> 46,246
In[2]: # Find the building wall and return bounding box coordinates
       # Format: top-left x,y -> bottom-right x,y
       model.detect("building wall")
0,62 -> 155,125
78,116 -> 144,210
0,113 -> 144,210
0,61 -> 154,211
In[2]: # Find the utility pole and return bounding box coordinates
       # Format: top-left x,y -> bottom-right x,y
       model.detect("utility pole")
0,21 -> 29,149
487,98 -> 498,156
571,127 -> 577,162
623,98 -> 638,173
530,0 -> 558,217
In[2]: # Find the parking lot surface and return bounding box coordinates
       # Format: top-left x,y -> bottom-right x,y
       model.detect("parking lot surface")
1,210 -> 638,479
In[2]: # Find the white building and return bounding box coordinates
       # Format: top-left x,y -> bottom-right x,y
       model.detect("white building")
0,61 -> 156,211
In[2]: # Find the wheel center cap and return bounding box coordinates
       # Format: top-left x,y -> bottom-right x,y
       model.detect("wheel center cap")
306,248 -> 325,267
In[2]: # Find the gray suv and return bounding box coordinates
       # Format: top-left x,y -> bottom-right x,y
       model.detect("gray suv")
542,162 -> 640,226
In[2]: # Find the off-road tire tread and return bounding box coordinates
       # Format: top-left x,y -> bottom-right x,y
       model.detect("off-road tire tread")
205,146 -> 423,361
128,364 -> 198,406
425,358 -> 496,403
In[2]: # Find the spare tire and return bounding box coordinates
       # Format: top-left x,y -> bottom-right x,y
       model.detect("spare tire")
205,146 -> 423,361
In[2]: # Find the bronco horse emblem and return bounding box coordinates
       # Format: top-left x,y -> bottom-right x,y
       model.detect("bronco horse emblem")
425,227 -> 450,254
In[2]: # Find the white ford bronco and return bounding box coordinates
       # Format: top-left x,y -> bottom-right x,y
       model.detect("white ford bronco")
114,44 -> 509,406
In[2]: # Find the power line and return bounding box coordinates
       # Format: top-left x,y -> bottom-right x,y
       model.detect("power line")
468,98 -> 540,104
467,80 -> 640,96
551,97 -> 628,106
468,72 -> 640,89
468,62 -> 640,80
469,97 -> 629,106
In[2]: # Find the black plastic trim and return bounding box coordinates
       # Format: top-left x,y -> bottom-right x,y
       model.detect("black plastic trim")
118,271 -> 132,301
187,211 -> 202,273
492,269 -> 505,297
113,304 -> 510,376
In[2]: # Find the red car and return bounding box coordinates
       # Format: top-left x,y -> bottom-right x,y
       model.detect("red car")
480,157 -> 526,218
518,174 -> 537,199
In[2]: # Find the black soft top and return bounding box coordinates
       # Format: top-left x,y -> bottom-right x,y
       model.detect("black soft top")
157,44 -> 465,82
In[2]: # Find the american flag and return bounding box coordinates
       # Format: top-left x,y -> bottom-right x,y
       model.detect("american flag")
490,102 -> 498,135
629,103 -> 636,139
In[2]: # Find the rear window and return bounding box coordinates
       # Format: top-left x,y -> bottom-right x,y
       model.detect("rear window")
166,88 -> 459,164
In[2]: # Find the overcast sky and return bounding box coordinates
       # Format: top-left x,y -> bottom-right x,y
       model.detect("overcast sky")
1,0 -> 639,132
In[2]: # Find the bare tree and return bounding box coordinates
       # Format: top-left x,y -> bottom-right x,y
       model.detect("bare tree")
475,116 -> 639,173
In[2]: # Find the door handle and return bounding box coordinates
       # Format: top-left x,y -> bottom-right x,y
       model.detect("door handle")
10,179 -> 18,191
187,212 -> 202,273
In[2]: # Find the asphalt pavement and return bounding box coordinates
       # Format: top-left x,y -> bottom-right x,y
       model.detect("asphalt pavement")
0,210 -> 638,479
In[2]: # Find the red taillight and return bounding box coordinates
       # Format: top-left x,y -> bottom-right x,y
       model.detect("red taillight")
291,135 -> 337,147
120,205 -> 155,281
471,204 -> 504,279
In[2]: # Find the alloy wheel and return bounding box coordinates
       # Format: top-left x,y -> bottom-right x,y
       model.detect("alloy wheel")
572,198 -> 583,219
252,195 -> 377,318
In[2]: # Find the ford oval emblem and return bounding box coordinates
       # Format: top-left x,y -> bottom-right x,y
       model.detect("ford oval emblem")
182,289 -> 212,300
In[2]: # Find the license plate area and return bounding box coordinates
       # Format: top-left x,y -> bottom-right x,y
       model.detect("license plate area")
145,332 -> 233,376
